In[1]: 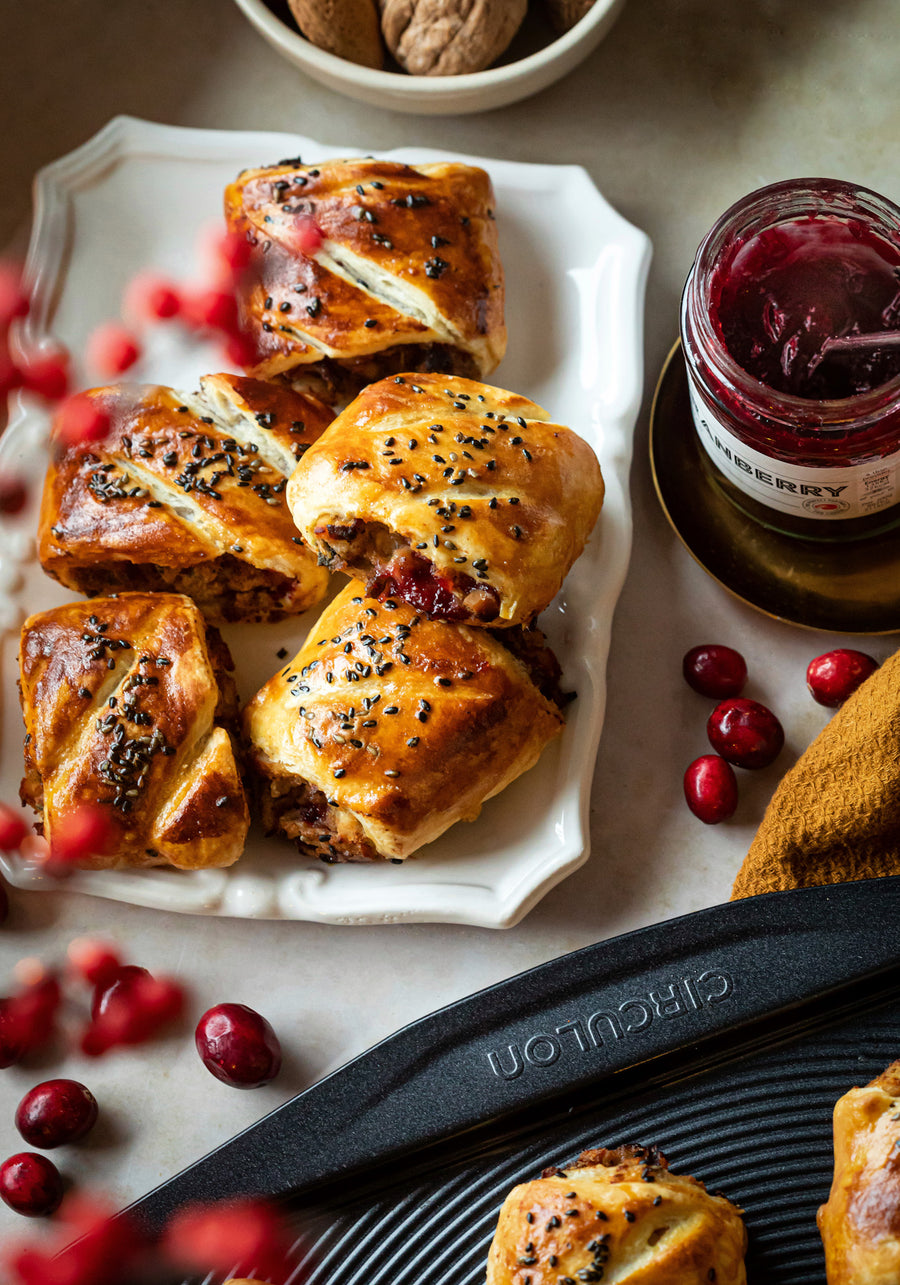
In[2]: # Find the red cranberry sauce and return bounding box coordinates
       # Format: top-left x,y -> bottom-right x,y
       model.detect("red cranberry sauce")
712,216 -> 900,400
370,552 -> 469,622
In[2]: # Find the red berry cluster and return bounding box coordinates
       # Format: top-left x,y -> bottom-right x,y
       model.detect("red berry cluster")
681,645 -> 784,825
0,224 -> 262,514
5,1191 -> 295,1285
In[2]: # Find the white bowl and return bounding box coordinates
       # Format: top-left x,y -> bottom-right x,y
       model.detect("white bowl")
231,0 -> 627,115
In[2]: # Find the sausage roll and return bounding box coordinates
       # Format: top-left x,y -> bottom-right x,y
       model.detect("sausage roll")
19,593 -> 249,870
286,373 -> 604,628
224,157 -> 506,399
38,373 -> 333,623
242,582 -> 564,862
486,1146 -> 747,1285
818,1059 -> 900,1283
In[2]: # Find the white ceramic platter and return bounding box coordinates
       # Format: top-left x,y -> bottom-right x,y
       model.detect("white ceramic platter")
0,117 -> 650,928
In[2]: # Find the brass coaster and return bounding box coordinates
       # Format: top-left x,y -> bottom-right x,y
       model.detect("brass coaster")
649,341 -> 900,634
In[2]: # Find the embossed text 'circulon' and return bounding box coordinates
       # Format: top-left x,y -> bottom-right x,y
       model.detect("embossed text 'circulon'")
485,970 -> 733,1080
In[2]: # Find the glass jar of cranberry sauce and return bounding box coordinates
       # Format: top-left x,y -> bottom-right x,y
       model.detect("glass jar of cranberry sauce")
681,178 -> 900,540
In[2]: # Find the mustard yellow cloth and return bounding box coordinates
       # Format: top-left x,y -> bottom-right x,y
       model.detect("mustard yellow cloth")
731,649 -> 900,899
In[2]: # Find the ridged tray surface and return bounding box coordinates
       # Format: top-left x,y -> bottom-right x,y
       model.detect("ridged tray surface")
282,999 -> 900,1285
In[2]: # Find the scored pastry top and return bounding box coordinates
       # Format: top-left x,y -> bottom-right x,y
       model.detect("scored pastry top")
19,593 -> 249,870
38,373 -> 333,622
225,157 -> 506,386
243,582 -> 564,861
286,372 -> 604,627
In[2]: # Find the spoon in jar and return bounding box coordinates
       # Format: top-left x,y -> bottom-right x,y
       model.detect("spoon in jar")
819,330 -> 900,357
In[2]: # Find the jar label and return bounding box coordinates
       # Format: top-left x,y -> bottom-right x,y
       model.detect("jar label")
688,381 -> 900,519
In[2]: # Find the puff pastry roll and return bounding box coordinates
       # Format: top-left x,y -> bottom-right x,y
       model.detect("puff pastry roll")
286,373 -> 604,628
224,157 -> 506,399
486,1146 -> 747,1285
38,373 -> 333,623
19,593 -> 249,870
242,582 -> 564,861
818,1059 -> 900,1283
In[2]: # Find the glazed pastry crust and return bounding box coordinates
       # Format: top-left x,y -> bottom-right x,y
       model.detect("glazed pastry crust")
286,373 -> 604,627
38,374 -> 333,623
242,582 -> 564,861
19,593 -> 249,870
818,1060 -> 900,1284
486,1146 -> 747,1285
224,158 -> 506,390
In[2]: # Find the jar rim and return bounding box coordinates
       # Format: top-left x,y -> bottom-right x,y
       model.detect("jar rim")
683,177 -> 900,430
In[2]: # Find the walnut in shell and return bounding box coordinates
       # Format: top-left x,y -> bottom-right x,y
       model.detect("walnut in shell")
543,0 -> 596,34
380,0 -> 527,76
288,0 -> 384,69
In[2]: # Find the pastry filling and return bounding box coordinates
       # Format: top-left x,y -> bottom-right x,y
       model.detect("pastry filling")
286,342 -> 480,401
312,522 -> 501,624
61,555 -> 303,625
256,772 -> 380,864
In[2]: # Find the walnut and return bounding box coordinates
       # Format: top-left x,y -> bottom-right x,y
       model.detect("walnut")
543,0 -> 596,34
380,0 -> 527,76
288,0 -> 384,69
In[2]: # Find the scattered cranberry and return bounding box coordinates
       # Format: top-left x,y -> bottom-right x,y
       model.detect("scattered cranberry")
86,322 -> 141,376
223,331 -> 258,369
185,287 -> 239,335
0,473 -> 27,517
293,215 -> 323,256
707,697 -> 784,769
684,755 -> 738,824
54,394 -> 112,450
15,1080 -> 98,1150
0,802 -> 27,851
124,272 -> 182,321
204,227 -> 254,282
195,1003 -> 282,1089
0,1153 -> 64,1217
6,1194 -> 145,1285
163,1198 -> 290,1281
19,350 -> 70,402
68,938 -> 123,990
806,648 -> 879,707
46,803 -> 115,875
82,968 -> 184,1056
682,644 -> 748,698
0,998 -> 27,1068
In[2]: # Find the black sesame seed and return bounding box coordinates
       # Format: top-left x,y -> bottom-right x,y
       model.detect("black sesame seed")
624,1210 -> 635,1222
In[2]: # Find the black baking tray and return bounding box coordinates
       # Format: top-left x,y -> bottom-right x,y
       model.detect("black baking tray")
128,878 -> 900,1283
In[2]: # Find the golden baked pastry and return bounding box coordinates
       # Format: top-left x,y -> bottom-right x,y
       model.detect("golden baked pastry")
242,581 -> 564,861
818,1059 -> 900,1283
38,373 -> 333,623
486,1146 -> 747,1285
286,372 -> 604,627
19,593 -> 249,870
224,158 -> 506,399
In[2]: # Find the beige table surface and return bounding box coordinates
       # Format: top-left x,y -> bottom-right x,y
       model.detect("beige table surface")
1,0 -> 899,1248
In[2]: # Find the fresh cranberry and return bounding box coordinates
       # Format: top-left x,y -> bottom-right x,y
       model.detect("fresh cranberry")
0,801 -> 28,850
293,215 -> 323,256
90,964 -> 150,1022
707,697 -> 784,769
683,755 -> 739,823
682,644 -> 748,698
83,966 -> 184,1055
47,803 -> 115,874
15,1079 -> 98,1150
54,394 -> 113,449
195,1003 -> 282,1089
19,350 -> 70,402
163,1198 -> 290,1280
68,938 -> 123,989
806,649 -> 879,707
185,288 -> 240,335
124,272 -> 182,321
223,331 -> 258,369
86,322 -> 141,376
0,1152 -> 64,1216
0,998 -> 27,1067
